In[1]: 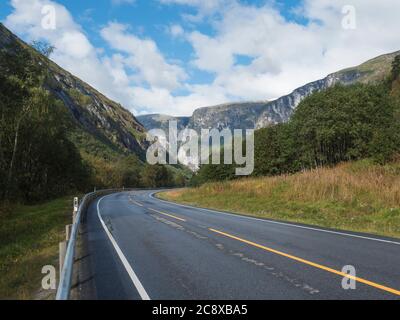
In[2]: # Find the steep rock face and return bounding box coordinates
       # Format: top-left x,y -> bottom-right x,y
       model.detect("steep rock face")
46,65 -> 147,156
138,50 -> 399,132
0,23 -> 147,158
189,102 -> 269,132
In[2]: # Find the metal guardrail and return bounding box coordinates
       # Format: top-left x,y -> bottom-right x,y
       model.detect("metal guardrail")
56,189 -> 127,300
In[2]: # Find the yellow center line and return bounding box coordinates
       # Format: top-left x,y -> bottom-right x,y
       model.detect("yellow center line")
209,228 -> 400,297
148,208 -> 186,222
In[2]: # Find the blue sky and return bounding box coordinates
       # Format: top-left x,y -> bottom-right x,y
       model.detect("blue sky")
2,0 -> 400,116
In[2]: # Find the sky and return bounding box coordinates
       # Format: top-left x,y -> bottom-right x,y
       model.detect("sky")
1,0 -> 400,116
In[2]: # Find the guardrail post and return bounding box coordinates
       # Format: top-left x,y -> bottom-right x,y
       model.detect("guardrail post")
66,224 -> 72,242
59,241 -> 67,277
73,197 -> 78,223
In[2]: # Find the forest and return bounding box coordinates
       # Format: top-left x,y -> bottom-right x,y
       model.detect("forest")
191,55 -> 400,185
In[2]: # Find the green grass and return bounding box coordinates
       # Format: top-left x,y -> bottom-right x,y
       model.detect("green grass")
159,161 -> 400,239
0,197 -> 72,300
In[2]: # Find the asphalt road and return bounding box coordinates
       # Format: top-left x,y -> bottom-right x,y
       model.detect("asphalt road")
83,190 -> 400,300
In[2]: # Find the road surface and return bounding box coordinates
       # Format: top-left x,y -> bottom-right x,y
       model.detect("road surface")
82,190 -> 400,300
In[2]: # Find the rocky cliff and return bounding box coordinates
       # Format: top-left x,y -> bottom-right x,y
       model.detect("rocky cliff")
0,23 -> 147,159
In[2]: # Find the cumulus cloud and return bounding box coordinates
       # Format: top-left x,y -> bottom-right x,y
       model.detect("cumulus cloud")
4,0 -> 400,117
168,24 -> 185,38
183,0 -> 400,101
101,22 -> 187,91
4,0 -> 141,113
2,0 -> 231,116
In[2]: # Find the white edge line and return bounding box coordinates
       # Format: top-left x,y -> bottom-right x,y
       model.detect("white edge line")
97,195 -> 150,300
149,192 -> 400,246
130,199 -> 143,207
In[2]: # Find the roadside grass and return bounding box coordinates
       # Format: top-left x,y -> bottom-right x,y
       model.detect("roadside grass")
158,160 -> 400,238
0,197 -> 72,300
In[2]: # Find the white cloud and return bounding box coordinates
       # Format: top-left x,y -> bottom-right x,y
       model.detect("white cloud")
181,0 -> 400,101
168,24 -> 185,38
4,0 -> 400,117
101,22 -> 187,91
4,0 -> 142,113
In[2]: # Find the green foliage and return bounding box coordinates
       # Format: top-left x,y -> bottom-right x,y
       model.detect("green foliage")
0,29 -> 189,206
192,75 -> 400,185
191,163 -> 235,186
83,152 -> 186,190
31,40 -> 55,58
291,83 -> 400,166
391,55 -> 400,82
173,172 -> 187,187
253,123 -> 301,176
140,164 -> 175,188
67,88 -> 92,106
0,43 -> 91,202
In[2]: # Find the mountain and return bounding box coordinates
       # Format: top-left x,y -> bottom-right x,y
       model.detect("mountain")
138,50 -> 400,132
1,24 -> 191,195
188,101 -> 269,132
0,23 -> 147,160
137,114 -> 190,133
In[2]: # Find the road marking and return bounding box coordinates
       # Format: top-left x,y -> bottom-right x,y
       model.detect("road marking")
209,228 -> 400,296
148,208 -> 186,222
130,199 -> 143,207
97,195 -> 150,300
150,192 -> 400,246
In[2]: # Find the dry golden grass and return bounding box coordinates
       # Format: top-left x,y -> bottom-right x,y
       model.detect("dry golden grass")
159,160 -> 400,238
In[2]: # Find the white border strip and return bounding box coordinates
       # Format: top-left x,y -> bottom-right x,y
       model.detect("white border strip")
97,195 -> 150,300
150,192 -> 400,246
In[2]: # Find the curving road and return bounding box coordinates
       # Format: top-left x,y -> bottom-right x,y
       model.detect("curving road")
82,190 -> 400,300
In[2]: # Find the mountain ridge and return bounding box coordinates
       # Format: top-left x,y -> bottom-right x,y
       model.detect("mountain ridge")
138,50 -> 400,132
0,23 -> 147,159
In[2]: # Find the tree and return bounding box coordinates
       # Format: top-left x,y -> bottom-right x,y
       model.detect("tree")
291,83 -> 399,166
190,81 -> 400,186
174,173 -> 187,187
31,41 -> 55,58
253,123 -> 300,176
141,164 -> 174,188
116,155 -> 142,188
0,43 -> 43,198
391,55 -> 400,82
0,43 -> 91,202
